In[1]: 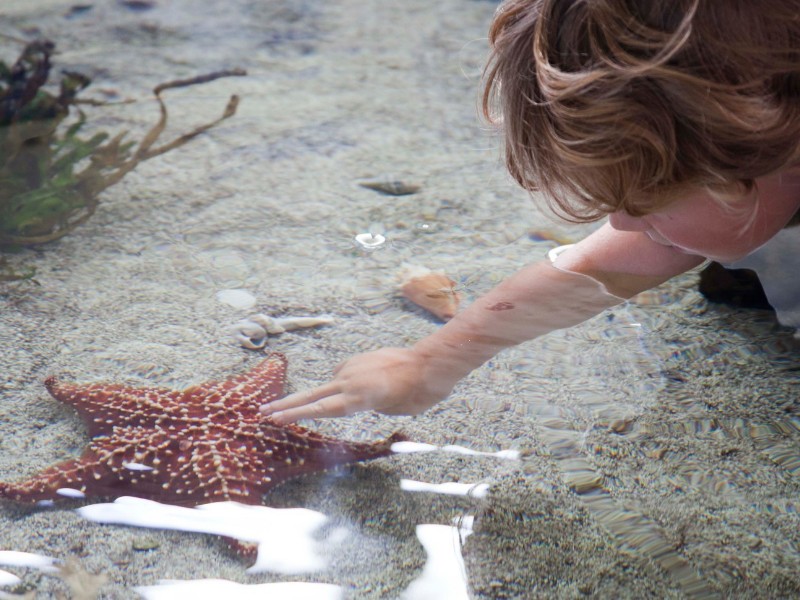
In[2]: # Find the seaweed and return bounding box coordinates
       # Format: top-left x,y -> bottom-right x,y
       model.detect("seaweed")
0,38 -> 245,253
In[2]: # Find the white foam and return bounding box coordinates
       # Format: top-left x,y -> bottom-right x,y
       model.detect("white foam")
78,497 -> 344,574
135,579 -> 342,600
400,479 -> 489,499
0,570 -> 21,587
0,551 -> 59,589
0,551 -> 59,573
400,524 -> 473,600
391,441 -> 520,460
56,487 -> 86,498
391,441 -> 437,453
441,445 -> 520,460
122,462 -> 154,471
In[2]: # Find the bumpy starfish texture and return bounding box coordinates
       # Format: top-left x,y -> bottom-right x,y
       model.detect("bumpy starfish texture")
0,355 -> 403,506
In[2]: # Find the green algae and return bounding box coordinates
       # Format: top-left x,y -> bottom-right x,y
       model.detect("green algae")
0,37 -> 244,270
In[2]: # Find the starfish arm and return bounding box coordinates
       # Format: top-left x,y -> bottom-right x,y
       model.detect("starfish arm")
0,452 -> 107,503
1,432 -> 200,506
183,354 -> 287,411
258,424 -> 406,486
44,377 -> 184,436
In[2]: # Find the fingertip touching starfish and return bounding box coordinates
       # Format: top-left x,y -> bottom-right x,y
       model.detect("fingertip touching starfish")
0,354 -> 405,506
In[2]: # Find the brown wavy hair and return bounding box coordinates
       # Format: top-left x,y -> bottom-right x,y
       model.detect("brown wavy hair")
482,0 -> 800,222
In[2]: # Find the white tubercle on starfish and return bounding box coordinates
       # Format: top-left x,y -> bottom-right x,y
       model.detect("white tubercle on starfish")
232,313 -> 335,349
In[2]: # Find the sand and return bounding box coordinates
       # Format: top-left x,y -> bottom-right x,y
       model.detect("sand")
0,0 -> 798,598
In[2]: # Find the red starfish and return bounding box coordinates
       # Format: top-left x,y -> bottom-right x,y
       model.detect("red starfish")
0,354 -> 404,506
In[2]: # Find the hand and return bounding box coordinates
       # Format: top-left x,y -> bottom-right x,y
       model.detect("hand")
259,347 -> 457,424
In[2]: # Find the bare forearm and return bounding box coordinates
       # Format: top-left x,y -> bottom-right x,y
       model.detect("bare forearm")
412,224 -> 704,378
412,259 -> 623,378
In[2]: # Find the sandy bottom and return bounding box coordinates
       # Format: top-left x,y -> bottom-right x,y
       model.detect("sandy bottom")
0,1 -> 798,598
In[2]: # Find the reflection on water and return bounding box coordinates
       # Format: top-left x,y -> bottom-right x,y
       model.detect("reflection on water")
0,0 -> 798,598
155,233 -> 258,290
477,282 -> 799,597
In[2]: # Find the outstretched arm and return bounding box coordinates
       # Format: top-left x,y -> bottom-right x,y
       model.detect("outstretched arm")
261,223 -> 703,424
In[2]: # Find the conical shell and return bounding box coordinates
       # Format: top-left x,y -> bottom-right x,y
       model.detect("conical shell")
398,264 -> 461,321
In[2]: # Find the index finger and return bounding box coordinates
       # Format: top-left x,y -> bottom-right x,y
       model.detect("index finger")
259,381 -> 341,415
266,393 -> 353,425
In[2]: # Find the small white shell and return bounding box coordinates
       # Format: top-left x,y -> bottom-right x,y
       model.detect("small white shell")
358,177 -> 420,196
232,313 -> 335,349
215,289 -> 257,310
354,232 -> 387,250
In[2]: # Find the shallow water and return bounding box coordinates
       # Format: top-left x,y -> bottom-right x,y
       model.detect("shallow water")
0,1 -> 798,598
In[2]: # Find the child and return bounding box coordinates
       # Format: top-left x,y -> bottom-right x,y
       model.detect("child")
261,0 -> 800,424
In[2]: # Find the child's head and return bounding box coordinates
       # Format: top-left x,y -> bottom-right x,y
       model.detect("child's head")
482,0 -> 800,222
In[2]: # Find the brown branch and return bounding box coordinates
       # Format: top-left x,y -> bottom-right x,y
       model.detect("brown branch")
140,94 -> 240,160
152,68 -> 247,95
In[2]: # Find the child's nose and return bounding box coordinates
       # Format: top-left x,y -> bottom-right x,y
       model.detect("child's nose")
608,211 -> 649,232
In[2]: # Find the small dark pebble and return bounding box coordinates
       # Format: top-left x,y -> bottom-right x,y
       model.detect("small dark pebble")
66,4 -> 94,18
132,535 -> 160,551
358,179 -> 421,196
120,0 -> 156,10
